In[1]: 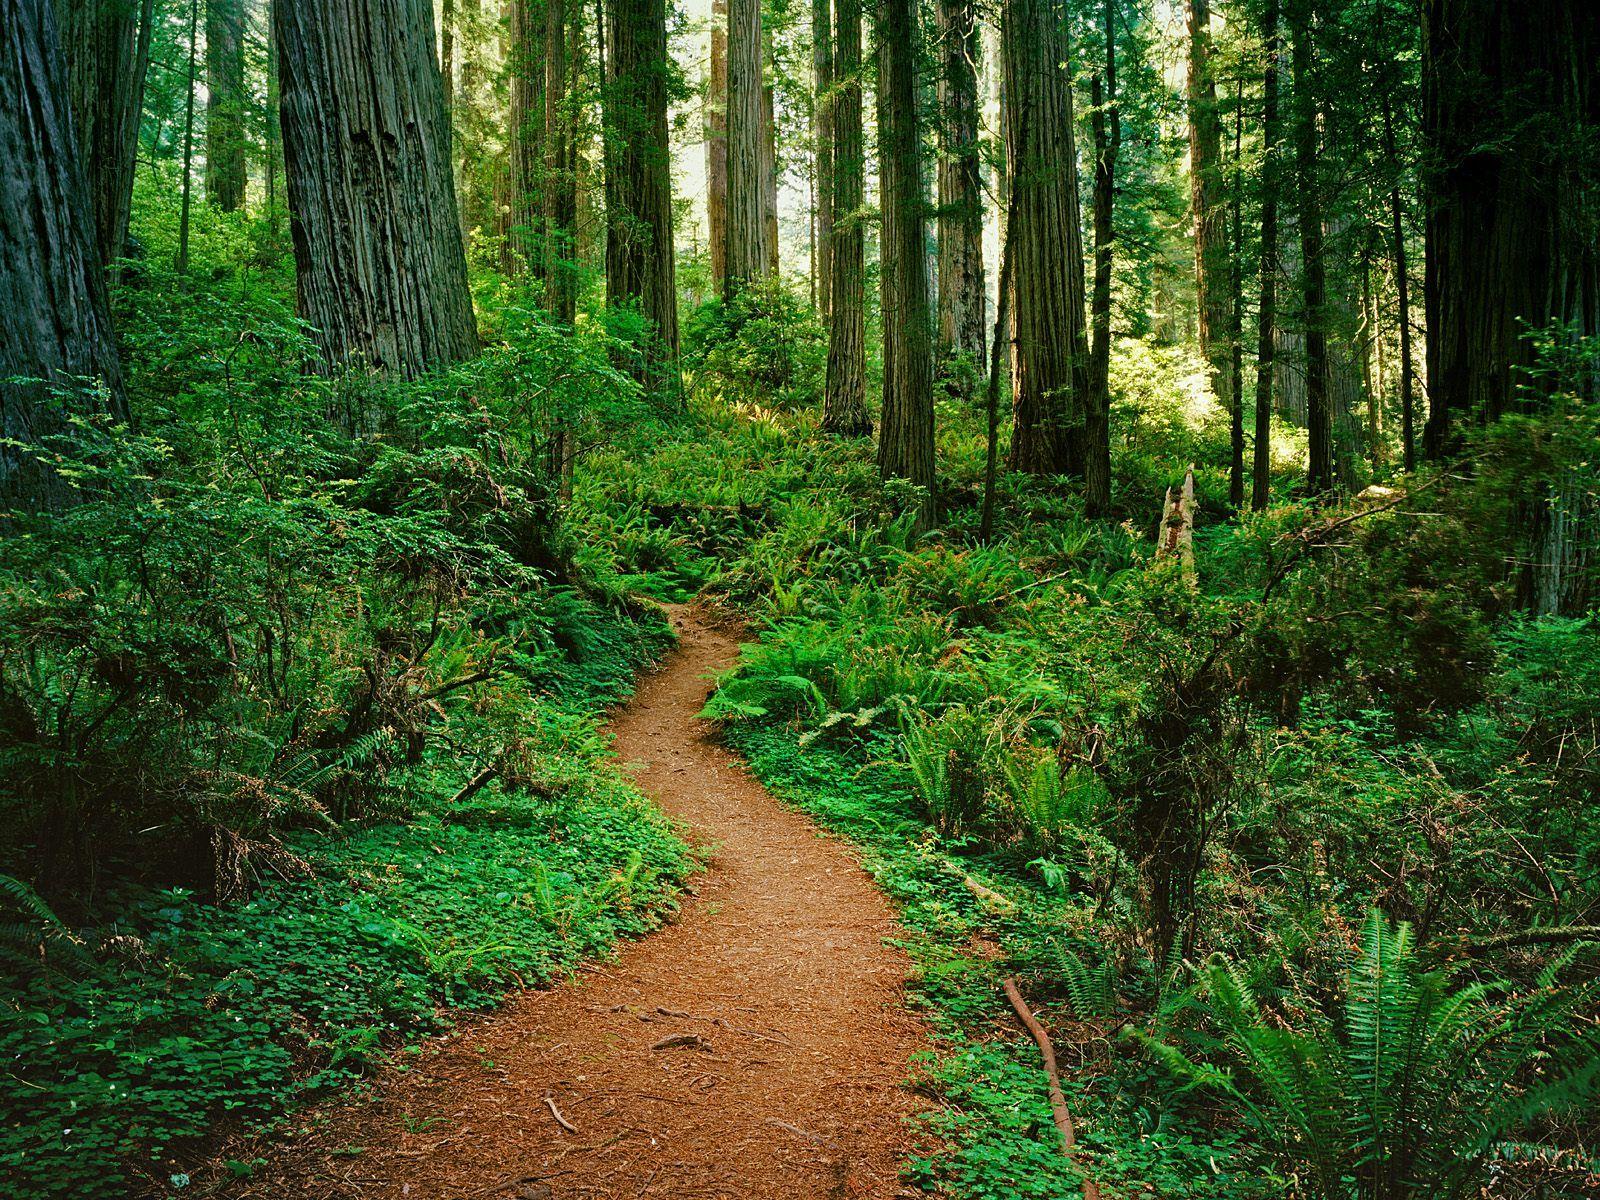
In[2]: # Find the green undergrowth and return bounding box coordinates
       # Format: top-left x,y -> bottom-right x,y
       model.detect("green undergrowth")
0,606 -> 696,1199
731,726 -> 1272,1199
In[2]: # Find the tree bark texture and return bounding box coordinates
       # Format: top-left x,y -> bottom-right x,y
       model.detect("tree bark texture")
1186,0 -> 1230,413
1421,0 -> 1599,454
1002,0 -> 1090,476
1084,0 -> 1120,516
706,0 -> 728,294
275,0 -> 478,375
822,0 -> 868,435
604,0 -> 678,355
205,0 -> 248,210
507,0 -> 547,278
1251,0 -> 1280,511
811,0 -> 832,324
543,0 -> 578,323
1290,4 -> 1332,493
875,0 -> 936,531
761,80 -> 779,276
1,0 -> 128,504
935,0 -> 984,369
54,0 -> 154,266
724,0 -> 771,294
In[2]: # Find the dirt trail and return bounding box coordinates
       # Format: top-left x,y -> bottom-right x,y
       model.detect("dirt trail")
234,605 -> 929,1200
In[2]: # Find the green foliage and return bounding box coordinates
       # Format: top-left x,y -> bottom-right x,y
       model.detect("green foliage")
1136,911 -> 1600,1198
681,278 -> 827,409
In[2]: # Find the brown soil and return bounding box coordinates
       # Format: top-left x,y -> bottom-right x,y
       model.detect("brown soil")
225,604 -> 930,1200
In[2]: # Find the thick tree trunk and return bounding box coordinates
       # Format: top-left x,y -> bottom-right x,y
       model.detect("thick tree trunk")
822,0 -> 869,436
275,0 -> 478,375
176,0 -> 200,273
544,0 -> 578,324
1002,0 -> 1090,476
1186,0 -> 1230,414
935,0 -> 984,371
54,0 -> 154,268
1251,0 -> 1280,511
875,0 -> 936,532
724,0 -> 771,293
1084,0 -> 1120,516
1422,0 -> 1599,453
706,0 -> 728,294
1,0 -> 127,505
812,0 -> 833,324
761,80 -> 780,276
1382,92 -> 1415,474
1291,4 -> 1332,493
507,0 -> 547,278
604,0 -> 678,361
205,0 -> 248,211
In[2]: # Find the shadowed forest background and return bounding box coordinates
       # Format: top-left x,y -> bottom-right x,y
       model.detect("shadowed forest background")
2,0 -> 1599,1195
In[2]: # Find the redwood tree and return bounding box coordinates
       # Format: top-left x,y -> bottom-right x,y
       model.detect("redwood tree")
604,0 -> 678,361
821,0 -> 869,435
1186,0 -> 1230,412
1,0 -> 127,504
706,0 -> 729,294
811,0 -> 833,324
205,0 -> 248,211
724,0 -> 771,293
275,0 -> 478,375
56,0 -> 155,267
1084,0 -> 1120,516
935,0 -> 984,371
1002,0 -> 1089,476
875,0 -> 936,531
1422,0 -> 1599,452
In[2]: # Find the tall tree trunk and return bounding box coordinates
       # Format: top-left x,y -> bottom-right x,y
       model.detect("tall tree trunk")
706,0 -> 728,294
456,0 -> 483,237
761,80 -> 780,276
1422,0 -> 1599,612
821,0 -> 869,435
935,0 -> 984,372
1,0 -> 128,505
875,0 -> 936,531
55,0 -> 155,268
812,0 -> 833,323
544,0 -> 577,324
1227,82 -> 1245,507
1422,0 -> 1597,452
1251,0 -> 1280,511
266,7 -> 284,235
205,0 -> 248,211
1382,91 -> 1414,473
1186,0 -> 1230,414
1291,3 -> 1332,493
507,0 -> 547,278
1002,0 -> 1090,476
604,0 -> 679,363
176,0 -> 200,272
725,0 -> 771,293
1084,0 -> 1120,516
276,0 -> 478,375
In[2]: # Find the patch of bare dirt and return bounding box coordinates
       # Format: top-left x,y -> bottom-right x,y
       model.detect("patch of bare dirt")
221,604 -> 931,1199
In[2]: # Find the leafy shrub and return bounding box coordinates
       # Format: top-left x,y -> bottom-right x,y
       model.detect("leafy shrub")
1138,911 -> 1600,1199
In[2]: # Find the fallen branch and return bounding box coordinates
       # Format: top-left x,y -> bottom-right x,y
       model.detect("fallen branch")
543,1095 -> 579,1135
1462,925 -> 1600,955
1002,977 -> 1102,1200
449,764 -> 500,805
963,874 -> 1017,915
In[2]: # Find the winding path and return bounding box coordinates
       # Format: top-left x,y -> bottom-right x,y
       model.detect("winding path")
237,605 -> 929,1199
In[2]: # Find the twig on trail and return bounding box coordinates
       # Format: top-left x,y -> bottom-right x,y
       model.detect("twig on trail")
1002,977 -> 1103,1200
765,1117 -> 840,1148
543,1095 -> 579,1135
650,1033 -> 712,1051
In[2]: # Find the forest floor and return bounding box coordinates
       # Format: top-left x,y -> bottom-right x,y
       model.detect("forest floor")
222,604 -> 931,1200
